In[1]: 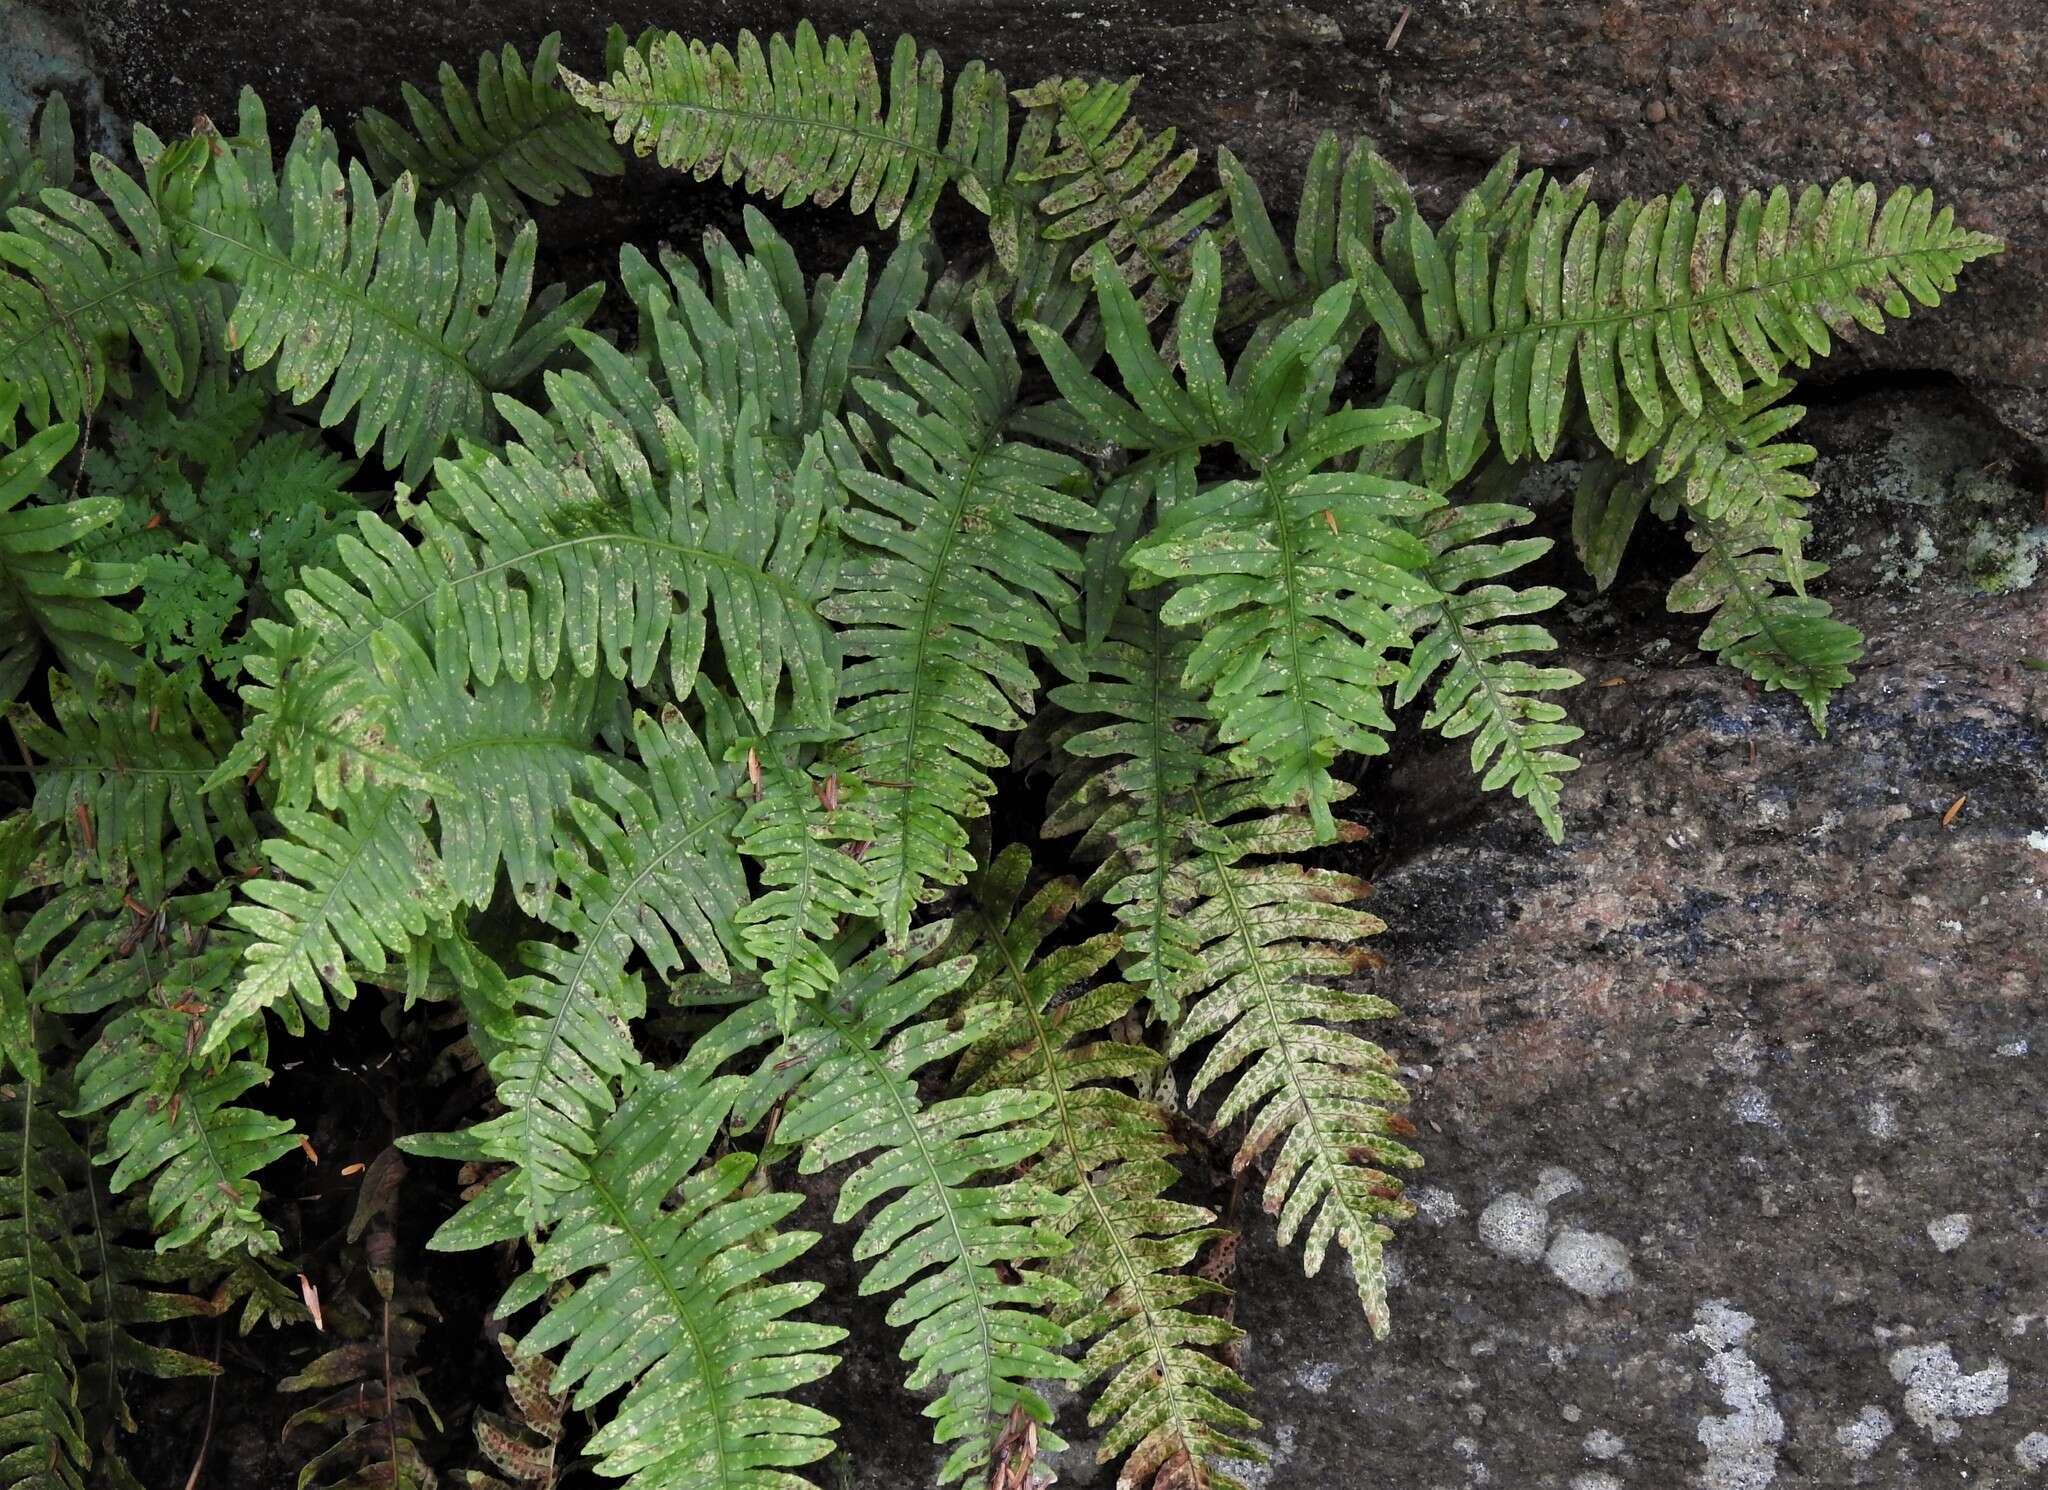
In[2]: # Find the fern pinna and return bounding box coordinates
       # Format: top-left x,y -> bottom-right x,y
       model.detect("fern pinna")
0,15 -> 1999,1490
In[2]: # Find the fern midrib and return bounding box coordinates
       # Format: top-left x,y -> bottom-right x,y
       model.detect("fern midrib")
1685,505 -> 1819,688
511,795 -> 741,1210
1394,239 -> 1962,383
583,1165 -> 739,1488
180,213 -> 500,398
975,908 -> 1206,1466
1189,782 -> 1383,1319
869,423 -> 999,933
324,527 -> 819,670
1254,462 -> 1318,760
11,1085 -> 56,1399
817,1001 -> 1004,1448
243,728 -> 586,1011
0,259 -> 185,369
1052,95 -> 1181,291
1419,575 -> 1558,811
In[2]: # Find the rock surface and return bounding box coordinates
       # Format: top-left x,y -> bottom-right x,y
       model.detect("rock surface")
14,4 -> 2047,1485
63,0 -> 2048,389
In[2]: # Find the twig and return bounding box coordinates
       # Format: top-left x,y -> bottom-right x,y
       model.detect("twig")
180,1323 -> 224,1490
1385,5 -> 1412,51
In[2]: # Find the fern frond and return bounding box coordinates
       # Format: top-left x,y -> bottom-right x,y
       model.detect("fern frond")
1043,602 -> 1209,1021
565,22 -> 1010,235
823,292 -> 1101,939
280,1149 -> 443,1490
1045,238 -> 1442,835
467,1330 -> 565,1490
1667,500 -> 1859,731
0,93 -> 74,217
1356,164 -> 2001,484
0,152 -> 216,439
214,625 -> 606,1051
11,666 -> 256,905
172,94 -> 600,479
711,928 -> 1077,1482
730,742 -> 878,1032
1217,132 -> 1377,358
0,423 -> 143,703
512,1066 -> 844,1490
73,999 -> 299,1259
1007,76 -> 1225,323
1395,502 -> 1584,842
435,711 -> 750,1240
944,848 -> 1261,1489
1,1081 -> 92,1487
358,33 -> 624,229
1168,786 -> 1418,1334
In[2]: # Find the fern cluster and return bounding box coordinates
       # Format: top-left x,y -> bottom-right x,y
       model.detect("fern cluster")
0,19 -> 1996,1490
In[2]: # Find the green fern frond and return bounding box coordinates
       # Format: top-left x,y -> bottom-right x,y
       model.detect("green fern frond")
1356,163 -> 2001,484
565,22 -> 1010,235
1651,378 -> 1820,585
730,742 -> 879,1032
1044,238 -> 1442,835
1664,474 -> 1859,730
591,207 -> 932,448
1217,132 -> 1378,358
0,151 -> 216,441
944,848 -> 1261,1489
0,93 -> 74,217
1168,785 -> 1418,1334
0,814 -> 40,1080
511,1066 -> 845,1490
214,625 -> 606,1051
358,33 -> 624,229
712,928 -> 1077,1482
0,1081 -> 215,1486
0,423 -> 143,703
1395,502 -> 1584,842
74,1003 -> 299,1259
171,93 -> 601,479
1,1081 -> 93,1487
432,711 -> 750,1240
1007,76 -> 1226,323
11,666 -> 256,905
1043,602 -> 1209,1021
824,292 -> 1102,940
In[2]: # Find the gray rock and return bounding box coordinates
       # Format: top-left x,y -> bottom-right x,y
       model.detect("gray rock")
50,0 -> 2046,391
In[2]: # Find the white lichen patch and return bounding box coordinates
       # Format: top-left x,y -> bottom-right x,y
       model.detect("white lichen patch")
2016,1430 -> 2048,1470
1571,1475 -> 1624,1490
1997,1038 -> 2031,1057
1730,1085 -> 1779,1128
1411,1184 -> 1464,1224
1546,1230 -> 1634,1298
1477,1191 -> 1549,1263
1865,1098 -> 1899,1139
2027,828 -> 2048,854
1691,1301 -> 1783,1490
1582,1427 -> 1625,1460
1889,1343 -> 2010,1442
1533,1165 -> 1584,1205
1291,1359 -> 1341,1394
1834,1405 -> 1894,1460
1691,1301 -> 1758,1352
1927,1213 -> 1972,1252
